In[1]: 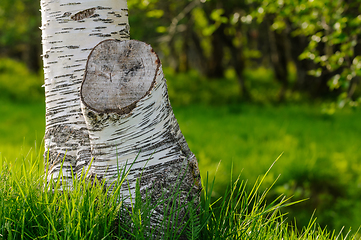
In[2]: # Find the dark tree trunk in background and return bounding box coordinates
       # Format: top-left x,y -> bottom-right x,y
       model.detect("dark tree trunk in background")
220,26 -> 250,100
190,30 -> 208,75
179,12 -> 192,72
207,27 -> 225,78
265,16 -> 289,102
23,42 -> 41,73
289,34 -> 336,98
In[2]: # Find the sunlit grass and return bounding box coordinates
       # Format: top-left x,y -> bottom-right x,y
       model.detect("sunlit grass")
1,148 -> 360,239
0,99 -> 45,162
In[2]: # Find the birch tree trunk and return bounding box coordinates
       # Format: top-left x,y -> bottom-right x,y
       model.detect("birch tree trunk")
41,0 -> 201,233
41,0 -> 130,181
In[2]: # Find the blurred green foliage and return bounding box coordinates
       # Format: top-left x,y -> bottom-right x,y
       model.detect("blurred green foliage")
0,58 -> 44,102
165,68 -> 240,106
0,0 -> 41,71
165,64 -> 306,106
127,0 -> 361,105
251,0 -> 361,107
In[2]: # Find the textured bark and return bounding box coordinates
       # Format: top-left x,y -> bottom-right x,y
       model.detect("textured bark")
41,0 -> 130,181
81,40 -> 201,228
41,0 -> 201,233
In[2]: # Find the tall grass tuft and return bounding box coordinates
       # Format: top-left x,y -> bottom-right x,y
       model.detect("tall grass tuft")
196,159 -> 296,239
1,149 -> 360,239
0,147 -> 128,239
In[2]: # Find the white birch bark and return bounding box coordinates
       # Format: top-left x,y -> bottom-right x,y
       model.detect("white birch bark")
81,39 -> 201,227
41,0 -> 202,232
41,0 -> 129,181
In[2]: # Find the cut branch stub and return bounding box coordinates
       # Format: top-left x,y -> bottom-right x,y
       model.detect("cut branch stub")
81,39 -> 159,114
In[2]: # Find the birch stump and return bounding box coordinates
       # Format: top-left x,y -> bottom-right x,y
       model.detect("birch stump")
81,39 -> 201,227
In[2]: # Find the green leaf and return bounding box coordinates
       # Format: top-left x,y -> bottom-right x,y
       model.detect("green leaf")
156,26 -> 167,33
146,9 -> 164,18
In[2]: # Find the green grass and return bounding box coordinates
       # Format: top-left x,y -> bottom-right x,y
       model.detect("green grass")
173,103 -> 361,185
173,103 -> 361,232
1,150 -> 360,239
0,99 -> 45,162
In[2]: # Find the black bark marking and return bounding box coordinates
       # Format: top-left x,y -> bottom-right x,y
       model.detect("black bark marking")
60,3 -> 81,6
96,6 -> 112,10
66,45 -> 80,49
71,8 -> 96,21
93,18 -> 114,24
58,12 -> 72,18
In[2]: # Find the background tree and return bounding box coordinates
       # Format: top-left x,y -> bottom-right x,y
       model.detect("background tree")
0,0 -> 41,72
251,0 -> 361,106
